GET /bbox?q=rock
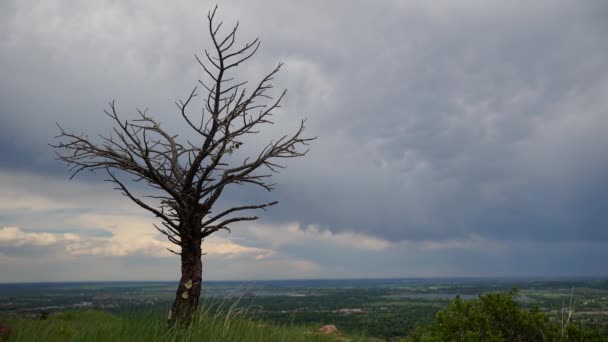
[319,324,339,334]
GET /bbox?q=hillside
[0,310,368,342]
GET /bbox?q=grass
[1,308,370,342]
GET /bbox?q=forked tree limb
[51,5,315,250]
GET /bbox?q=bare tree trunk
[168,239,203,325]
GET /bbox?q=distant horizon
[2,275,607,285]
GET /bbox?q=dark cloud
[1,0,608,278]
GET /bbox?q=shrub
[406,288,605,342]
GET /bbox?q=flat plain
[1,278,607,339]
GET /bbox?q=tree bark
[168,238,203,325]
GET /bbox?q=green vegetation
[1,309,363,342]
[3,291,606,342]
[2,279,607,340]
[405,289,605,341]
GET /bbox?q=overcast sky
[1,0,607,282]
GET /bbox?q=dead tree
[52,7,313,325]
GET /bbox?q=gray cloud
[1,0,608,279]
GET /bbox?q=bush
[406,289,605,342]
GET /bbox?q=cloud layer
[1,0,608,280]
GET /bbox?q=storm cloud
[1,0,607,281]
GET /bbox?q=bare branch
[52,7,314,262]
[105,169,179,229]
[201,201,277,228]
[202,216,258,237]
